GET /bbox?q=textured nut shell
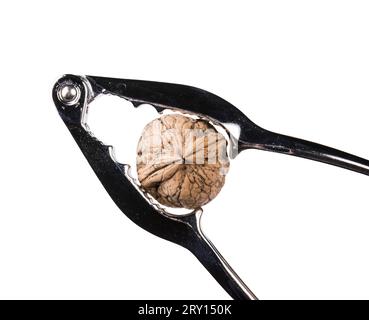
[136,114,229,209]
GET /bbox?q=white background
[0,1,369,300]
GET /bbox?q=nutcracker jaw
[52,74,257,300]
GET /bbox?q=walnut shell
[136,114,229,209]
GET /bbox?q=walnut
[136,114,230,209]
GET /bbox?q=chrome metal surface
[52,74,369,299]
[56,81,81,106]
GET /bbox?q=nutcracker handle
[183,211,258,300]
[238,128,369,176]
